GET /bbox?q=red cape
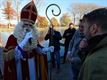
[4,35,48,80]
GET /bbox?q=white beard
[13,21,38,51]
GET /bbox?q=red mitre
[21,1,38,25]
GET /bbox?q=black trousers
[63,46,69,63]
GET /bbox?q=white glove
[15,47,23,60]
[49,46,54,52]
[19,31,33,49]
[42,48,49,53]
[42,46,54,53]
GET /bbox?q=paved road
[48,61,73,80]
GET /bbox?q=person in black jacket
[45,27,62,71]
[62,23,76,63]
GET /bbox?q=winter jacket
[78,35,107,80]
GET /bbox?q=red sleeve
[4,35,17,80]
[5,35,18,49]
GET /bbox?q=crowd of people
[0,1,107,80]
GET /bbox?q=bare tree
[28,0,45,12]
[0,0,4,25]
[13,0,21,22]
[2,1,16,28]
[70,3,103,24]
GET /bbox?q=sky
[0,0,107,24]
[39,0,107,16]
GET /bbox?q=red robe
[3,35,48,80]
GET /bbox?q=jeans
[71,63,81,80]
[51,50,60,69]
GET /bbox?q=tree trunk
[8,19,11,28]
[72,12,76,24]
